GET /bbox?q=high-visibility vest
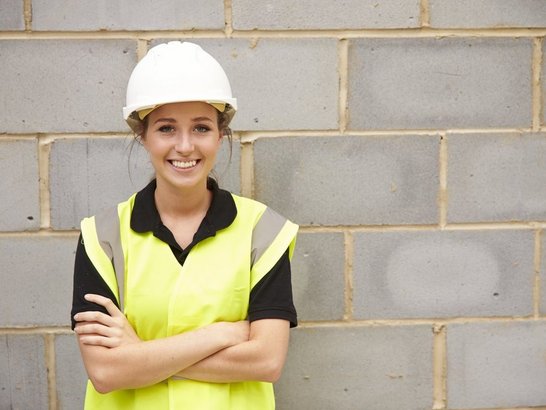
[79,192,298,410]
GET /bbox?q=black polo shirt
[71,179,297,330]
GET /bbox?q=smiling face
[142,101,222,193]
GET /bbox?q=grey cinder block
[348,38,532,130]
[448,321,546,408]
[32,0,224,31]
[430,0,546,28]
[0,236,76,326]
[253,135,439,226]
[275,326,433,410]
[0,40,136,133]
[353,230,534,319]
[0,335,48,410]
[540,230,546,315]
[291,232,345,321]
[0,138,40,231]
[49,138,153,229]
[55,334,88,410]
[448,132,546,222]
[232,0,420,30]
[0,0,24,30]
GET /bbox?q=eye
[194,125,211,133]
[158,125,175,133]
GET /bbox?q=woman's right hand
[74,294,141,349]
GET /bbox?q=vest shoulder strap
[234,195,299,288]
[93,204,126,309]
[251,206,290,267]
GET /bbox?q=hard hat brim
[124,100,237,133]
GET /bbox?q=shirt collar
[130,178,237,243]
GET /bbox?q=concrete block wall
[0,1,544,409]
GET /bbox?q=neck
[154,178,212,218]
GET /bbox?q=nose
[174,132,194,155]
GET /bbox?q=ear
[138,130,150,151]
[138,138,146,152]
[135,118,148,149]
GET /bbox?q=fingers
[77,332,118,348]
[75,322,116,348]
[74,304,141,349]
[84,294,123,317]
[75,320,127,348]
[75,321,113,336]
[74,310,116,327]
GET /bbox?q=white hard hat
[123,41,237,131]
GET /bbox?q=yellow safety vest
[80,192,298,410]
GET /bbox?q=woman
[71,41,298,409]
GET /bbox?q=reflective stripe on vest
[251,207,287,266]
[94,204,125,308]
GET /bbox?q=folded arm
[176,318,290,383]
[74,294,249,393]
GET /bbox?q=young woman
[71,41,298,409]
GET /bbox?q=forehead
[150,101,217,120]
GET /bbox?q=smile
[170,159,198,169]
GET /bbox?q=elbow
[92,381,113,395]
[261,359,285,383]
[88,368,118,394]
[264,372,281,384]
[268,365,284,383]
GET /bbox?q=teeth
[171,160,197,169]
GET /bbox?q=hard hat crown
[123,41,237,130]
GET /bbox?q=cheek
[143,135,167,153]
[142,141,156,157]
[214,134,223,149]
[208,138,222,157]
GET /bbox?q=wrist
[202,322,232,348]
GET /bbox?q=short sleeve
[71,234,119,330]
[248,249,297,327]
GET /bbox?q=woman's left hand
[74,294,140,348]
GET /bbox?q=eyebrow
[153,116,214,125]
[153,118,176,125]
[191,116,215,123]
